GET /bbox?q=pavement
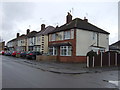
[11,56,119,74]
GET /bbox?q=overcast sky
[0,0,119,45]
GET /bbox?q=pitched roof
[7,31,38,43]
[110,40,120,46]
[109,40,120,51]
[7,38,17,43]
[17,34,27,40]
[27,31,38,38]
[49,18,110,34]
[36,26,55,36]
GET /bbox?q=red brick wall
[57,56,87,63]
[73,30,76,56]
[49,30,76,57]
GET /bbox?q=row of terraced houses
[6,13,110,62]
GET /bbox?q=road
[2,55,119,88]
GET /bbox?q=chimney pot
[84,17,88,22]
[27,29,30,34]
[41,24,45,30]
[66,12,72,23]
[17,33,20,38]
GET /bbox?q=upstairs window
[51,34,56,41]
[33,37,36,45]
[22,40,24,43]
[37,36,40,42]
[64,31,71,40]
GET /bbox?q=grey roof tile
[49,18,110,34]
[36,26,55,36]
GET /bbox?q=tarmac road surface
[2,55,119,88]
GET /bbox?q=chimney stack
[17,33,20,38]
[84,17,88,22]
[27,29,30,34]
[56,25,59,28]
[66,12,72,23]
[41,24,45,30]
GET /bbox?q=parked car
[4,51,12,56]
[0,51,5,55]
[20,51,27,58]
[12,51,17,57]
[26,51,42,60]
[16,51,21,58]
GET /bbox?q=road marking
[109,81,119,86]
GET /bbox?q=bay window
[60,46,72,56]
[49,47,57,55]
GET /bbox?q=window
[71,29,74,39]
[34,46,40,51]
[42,46,44,48]
[60,46,72,56]
[37,37,40,42]
[64,31,71,40]
[29,38,31,45]
[93,32,98,41]
[29,38,33,45]
[33,37,36,45]
[42,38,44,41]
[51,34,56,41]
[21,40,24,44]
[22,40,24,43]
[56,32,63,41]
[49,47,57,55]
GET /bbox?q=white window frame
[38,36,40,42]
[49,47,57,56]
[64,31,71,40]
[51,34,56,41]
[60,46,72,56]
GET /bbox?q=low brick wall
[36,55,57,61]
[58,56,87,63]
[36,55,86,63]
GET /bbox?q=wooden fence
[87,51,120,67]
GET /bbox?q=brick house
[48,13,110,63]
